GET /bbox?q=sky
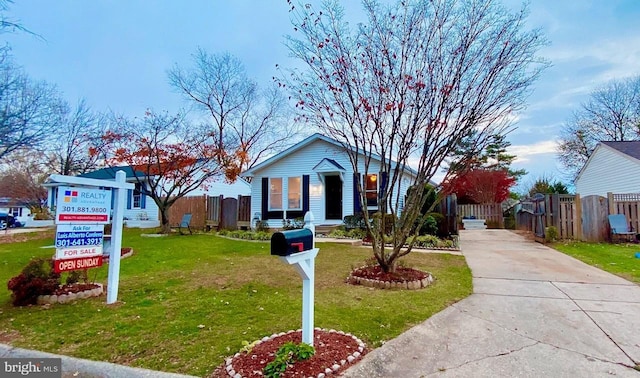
[4,0,640,192]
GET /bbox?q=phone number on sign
[55,238,103,248]
[60,206,108,213]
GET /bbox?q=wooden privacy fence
[608,192,640,234]
[169,195,251,231]
[516,194,580,241]
[516,192,640,242]
[457,203,504,228]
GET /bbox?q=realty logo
[64,190,78,203]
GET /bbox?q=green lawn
[552,241,640,284]
[0,229,472,377]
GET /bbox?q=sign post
[107,171,127,304]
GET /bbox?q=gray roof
[79,166,146,180]
[602,141,640,161]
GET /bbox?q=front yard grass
[0,229,472,377]
[552,241,640,284]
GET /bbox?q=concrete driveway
[343,229,640,377]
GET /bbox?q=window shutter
[110,189,115,209]
[379,172,388,199]
[302,175,310,213]
[353,173,361,214]
[261,177,268,220]
[141,190,146,209]
[126,189,132,209]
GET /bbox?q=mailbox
[271,228,313,256]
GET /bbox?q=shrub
[282,217,304,230]
[545,226,559,242]
[264,342,315,378]
[343,213,366,230]
[7,258,60,306]
[65,270,88,285]
[255,220,270,232]
[347,228,366,240]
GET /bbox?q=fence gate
[207,195,252,231]
[581,195,608,242]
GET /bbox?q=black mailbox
[271,228,313,256]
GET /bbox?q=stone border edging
[347,268,434,290]
[36,283,103,305]
[224,328,366,378]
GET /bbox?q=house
[0,197,32,225]
[46,166,251,228]
[575,141,640,197]
[242,133,420,228]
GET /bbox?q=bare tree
[558,76,640,180]
[0,152,48,210]
[283,0,548,272]
[0,50,64,159]
[168,49,296,173]
[45,98,106,175]
[97,110,236,234]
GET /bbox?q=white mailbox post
[272,212,318,346]
[44,171,134,304]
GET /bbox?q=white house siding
[249,138,412,227]
[576,145,640,197]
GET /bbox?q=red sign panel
[54,256,103,273]
[58,214,109,222]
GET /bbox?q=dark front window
[133,183,143,209]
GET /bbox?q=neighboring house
[242,133,420,227]
[575,141,640,196]
[0,197,32,225]
[77,167,158,226]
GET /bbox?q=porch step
[315,224,339,235]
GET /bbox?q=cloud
[507,140,557,163]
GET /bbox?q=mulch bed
[350,265,428,283]
[52,283,100,296]
[213,330,366,378]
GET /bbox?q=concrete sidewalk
[343,229,640,377]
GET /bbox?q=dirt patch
[0,230,54,244]
[0,330,21,343]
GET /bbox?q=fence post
[607,192,614,215]
[544,194,551,231]
[575,194,582,241]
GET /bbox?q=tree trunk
[160,207,171,234]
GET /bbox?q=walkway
[343,229,640,377]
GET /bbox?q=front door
[325,175,343,220]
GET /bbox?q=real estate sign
[54,256,103,273]
[54,213,106,273]
[55,186,111,224]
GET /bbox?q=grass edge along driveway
[0,230,472,377]
[552,240,640,284]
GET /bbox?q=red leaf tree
[96,110,240,234]
[442,169,516,204]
